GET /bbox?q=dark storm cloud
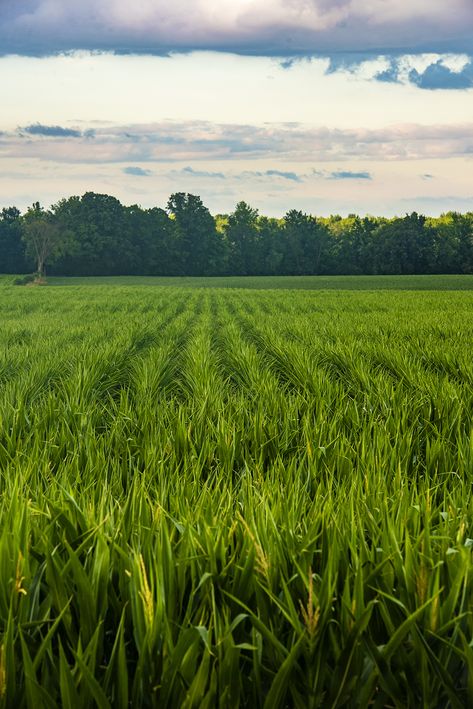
[0,1,472,57]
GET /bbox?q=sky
[1,1,473,217]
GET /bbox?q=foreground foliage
[0,284,472,707]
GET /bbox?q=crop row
[0,285,472,707]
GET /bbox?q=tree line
[1,191,472,277]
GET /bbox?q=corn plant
[0,282,472,707]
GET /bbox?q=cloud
[257,170,302,182]
[400,195,473,211]
[367,54,473,90]
[21,123,83,137]
[181,166,225,178]
[123,166,152,176]
[1,2,472,57]
[409,60,473,89]
[279,58,299,70]
[265,169,302,182]
[242,168,367,182]
[325,53,377,75]
[2,120,473,165]
[373,61,399,83]
[170,167,303,182]
[329,171,372,180]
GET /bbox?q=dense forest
[1,191,472,276]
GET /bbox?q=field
[0,278,472,707]
[30,273,473,289]
[3,274,473,290]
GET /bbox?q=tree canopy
[21,203,73,278]
[1,191,472,277]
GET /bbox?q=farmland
[0,279,472,707]
[40,273,473,290]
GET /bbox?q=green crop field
[0,281,472,707]
[42,273,473,290]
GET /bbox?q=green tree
[325,215,379,274]
[257,216,284,275]
[225,201,259,275]
[128,206,179,275]
[283,210,329,275]
[442,212,473,273]
[21,203,72,278]
[0,207,29,273]
[374,213,434,274]
[52,193,130,276]
[167,193,222,275]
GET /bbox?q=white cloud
[1,154,471,218]
[3,120,473,164]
